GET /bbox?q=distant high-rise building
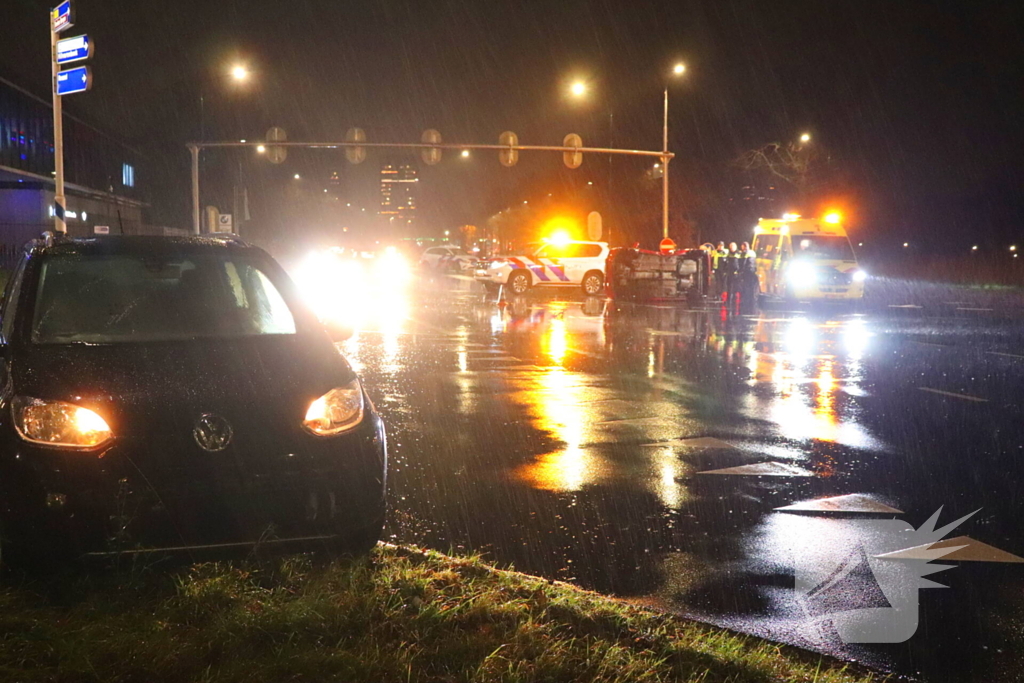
[379,160,418,231]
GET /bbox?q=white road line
[987,351,1024,360]
[919,387,989,403]
[956,307,994,312]
[889,304,923,309]
[910,340,950,348]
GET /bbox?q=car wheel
[328,504,385,558]
[581,271,604,296]
[508,271,531,295]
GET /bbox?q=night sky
[2,0,1022,248]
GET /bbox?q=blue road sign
[55,66,91,96]
[56,34,92,64]
[51,1,74,33]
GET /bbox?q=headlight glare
[303,379,364,436]
[852,269,867,282]
[490,260,505,270]
[12,396,113,449]
[787,261,818,285]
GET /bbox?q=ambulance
[751,214,866,302]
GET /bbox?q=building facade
[379,160,418,235]
[1,76,151,268]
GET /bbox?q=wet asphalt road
[334,273,1024,682]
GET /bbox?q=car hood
[9,335,356,438]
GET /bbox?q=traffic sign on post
[563,133,583,169]
[659,238,677,254]
[499,131,519,167]
[56,34,92,64]
[345,127,366,164]
[51,1,74,32]
[587,211,603,241]
[421,129,442,166]
[55,66,91,95]
[265,127,287,164]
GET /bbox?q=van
[751,216,866,302]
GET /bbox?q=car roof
[538,241,607,247]
[755,219,848,237]
[28,234,258,258]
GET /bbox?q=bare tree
[735,138,818,191]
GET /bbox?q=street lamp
[570,81,587,97]
[661,62,687,239]
[461,149,470,158]
[293,173,301,180]
[800,132,811,143]
[231,65,250,82]
[256,144,266,154]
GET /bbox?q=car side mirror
[324,319,354,342]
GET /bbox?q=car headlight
[787,261,818,285]
[852,269,867,282]
[490,260,505,270]
[12,396,113,449]
[303,379,364,436]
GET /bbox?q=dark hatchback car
[0,235,386,566]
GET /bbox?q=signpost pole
[190,144,201,234]
[662,87,670,240]
[50,18,66,234]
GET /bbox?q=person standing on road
[738,241,758,304]
[713,241,729,299]
[724,242,740,303]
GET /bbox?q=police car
[480,240,609,295]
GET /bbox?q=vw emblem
[192,413,233,452]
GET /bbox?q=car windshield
[32,253,298,344]
[792,235,855,261]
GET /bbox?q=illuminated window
[122,163,135,187]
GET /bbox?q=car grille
[822,268,853,286]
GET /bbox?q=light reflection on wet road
[329,273,1024,682]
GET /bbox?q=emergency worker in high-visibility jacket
[724,242,741,301]
[712,241,730,298]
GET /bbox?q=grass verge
[0,544,882,682]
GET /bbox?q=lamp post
[662,62,686,240]
[199,62,252,141]
[193,63,254,234]
[571,65,685,241]
[568,79,615,242]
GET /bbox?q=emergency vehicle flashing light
[548,230,572,247]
